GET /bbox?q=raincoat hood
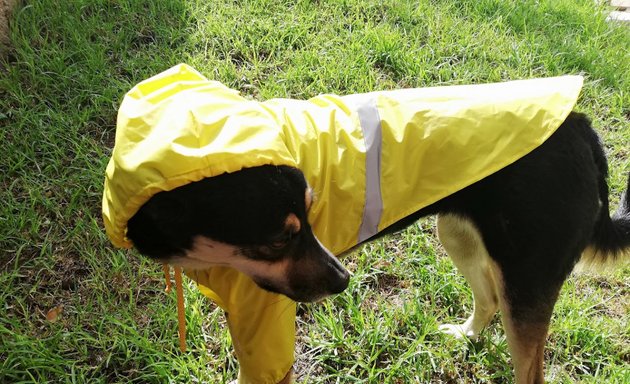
[103,64,583,255]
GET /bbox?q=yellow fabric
[102,64,583,383]
[365,81,583,231]
[103,63,583,255]
[184,268,295,384]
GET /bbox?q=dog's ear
[142,193,190,230]
[127,193,193,259]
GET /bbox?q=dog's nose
[326,255,350,294]
[329,268,350,294]
[314,235,351,295]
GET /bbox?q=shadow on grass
[0,1,209,383]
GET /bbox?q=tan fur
[284,213,301,233]
[500,315,548,384]
[437,213,549,384]
[277,368,294,384]
[574,245,630,274]
[181,235,298,296]
[437,214,501,339]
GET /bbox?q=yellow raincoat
[102,64,582,383]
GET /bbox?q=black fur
[127,165,309,260]
[125,110,629,383]
[128,113,630,299]
[369,112,629,320]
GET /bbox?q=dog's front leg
[185,267,297,384]
[230,367,293,384]
[276,368,293,384]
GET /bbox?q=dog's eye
[270,232,294,250]
[270,237,289,250]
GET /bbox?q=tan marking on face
[170,236,294,293]
[285,213,300,233]
[169,236,239,270]
[240,257,292,290]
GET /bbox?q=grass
[1,0,628,382]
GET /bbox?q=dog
[103,65,630,384]
[124,110,629,383]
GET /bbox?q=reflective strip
[347,95,384,243]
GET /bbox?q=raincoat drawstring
[163,263,186,352]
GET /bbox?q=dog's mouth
[255,271,350,303]
[252,250,350,303]
[278,255,351,303]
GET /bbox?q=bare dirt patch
[1,0,18,52]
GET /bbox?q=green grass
[1,0,628,382]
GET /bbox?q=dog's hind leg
[493,263,567,384]
[436,213,500,340]
[438,211,564,383]
[479,218,575,384]
[499,303,551,384]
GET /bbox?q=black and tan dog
[101,64,630,384]
[125,109,630,383]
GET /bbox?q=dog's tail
[577,118,630,270]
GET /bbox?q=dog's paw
[438,323,479,340]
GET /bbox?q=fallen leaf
[46,305,64,323]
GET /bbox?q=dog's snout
[329,267,350,294]
[326,255,350,294]
[278,235,352,302]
